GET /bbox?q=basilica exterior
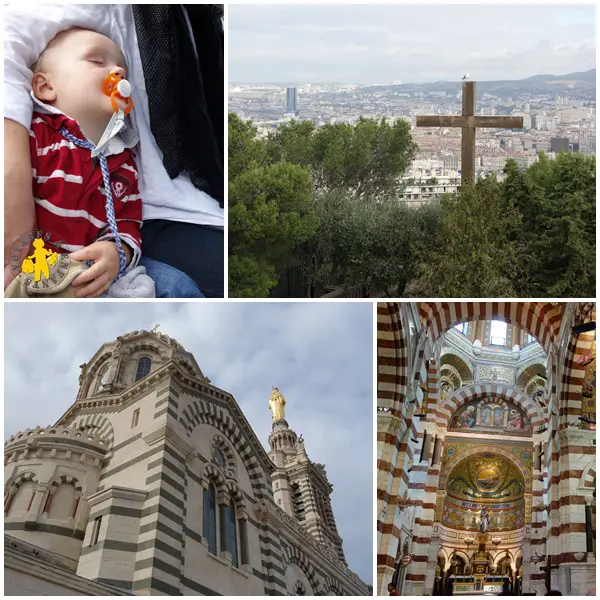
[377,302,596,596]
[4,329,370,596]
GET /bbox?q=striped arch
[439,445,532,493]
[201,463,225,489]
[437,384,544,429]
[418,302,563,355]
[283,544,323,595]
[377,302,408,416]
[224,480,246,513]
[48,474,82,492]
[579,460,596,492]
[125,342,168,360]
[7,471,38,490]
[211,433,237,479]
[69,413,115,449]
[559,303,595,427]
[324,573,343,595]
[179,399,271,501]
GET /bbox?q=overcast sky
[228,3,596,84]
[4,302,373,585]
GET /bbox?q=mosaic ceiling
[441,452,526,532]
[446,452,525,502]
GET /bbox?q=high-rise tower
[285,87,298,115]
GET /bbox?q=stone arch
[211,433,237,479]
[125,343,167,360]
[440,445,531,494]
[224,480,247,514]
[5,471,38,516]
[560,303,595,427]
[377,302,408,416]
[82,353,112,399]
[579,460,596,492]
[7,471,38,489]
[70,413,115,449]
[43,475,82,520]
[324,574,343,596]
[180,399,271,501]
[283,544,323,595]
[448,549,470,573]
[438,384,543,429]
[440,352,474,386]
[419,302,562,355]
[47,474,82,492]
[516,362,547,392]
[201,463,226,490]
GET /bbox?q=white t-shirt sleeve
[4,4,113,130]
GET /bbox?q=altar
[446,531,512,595]
[450,575,508,596]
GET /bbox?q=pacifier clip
[57,73,136,279]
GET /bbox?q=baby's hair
[31,27,87,73]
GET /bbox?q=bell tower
[267,388,346,565]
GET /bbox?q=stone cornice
[87,486,148,508]
[4,425,108,467]
[261,502,369,593]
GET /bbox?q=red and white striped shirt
[30,111,142,263]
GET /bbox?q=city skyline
[4,302,373,584]
[229,4,596,84]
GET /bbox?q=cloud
[4,301,374,584]
[228,4,596,83]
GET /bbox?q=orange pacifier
[101,73,134,116]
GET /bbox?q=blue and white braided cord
[59,127,127,278]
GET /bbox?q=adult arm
[4,119,35,262]
[4,3,114,266]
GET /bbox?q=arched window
[224,499,239,568]
[135,357,152,382]
[94,364,109,394]
[490,321,508,346]
[214,447,226,470]
[203,483,217,555]
[454,322,468,335]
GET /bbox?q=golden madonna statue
[268,386,286,422]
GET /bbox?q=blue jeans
[141,221,224,298]
[140,257,204,298]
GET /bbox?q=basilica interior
[377,302,596,596]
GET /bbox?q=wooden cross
[416,81,523,185]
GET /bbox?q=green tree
[269,117,418,198]
[228,161,317,297]
[415,182,516,297]
[521,151,596,296]
[228,113,268,180]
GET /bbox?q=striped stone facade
[377,302,596,596]
[5,330,369,596]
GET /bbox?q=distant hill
[361,69,596,97]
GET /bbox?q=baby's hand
[70,241,120,298]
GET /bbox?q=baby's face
[35,29,127,123]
